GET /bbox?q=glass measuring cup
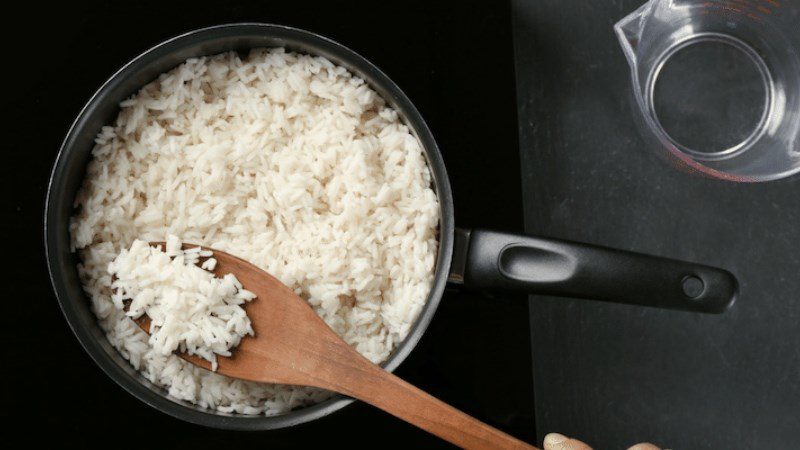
[615,0,800,182]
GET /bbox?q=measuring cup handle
[450,228,737,313]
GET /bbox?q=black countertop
[7,1,531,447]
[513,0,800,448]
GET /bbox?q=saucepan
[45,23,738,430]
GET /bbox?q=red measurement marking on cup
[701,0,781,23]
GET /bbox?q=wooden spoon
[132,243,537,449]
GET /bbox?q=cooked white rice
[70,48,439,415]
[109,237,256,371]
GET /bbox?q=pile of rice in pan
[70,48,439,415]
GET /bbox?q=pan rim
[45,22,455,430]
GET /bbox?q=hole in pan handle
[448,228,738,314]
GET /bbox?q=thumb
[628,444,661,450]
[543,433,593,450]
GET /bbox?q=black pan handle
[449,229,737,313]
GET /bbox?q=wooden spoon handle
[329,363,538,449]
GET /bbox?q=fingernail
[544,433,568,445]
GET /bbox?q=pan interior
[46,23,454,430]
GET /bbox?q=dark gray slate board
[512,0,800,448]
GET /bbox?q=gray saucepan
[45,23,738,430]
